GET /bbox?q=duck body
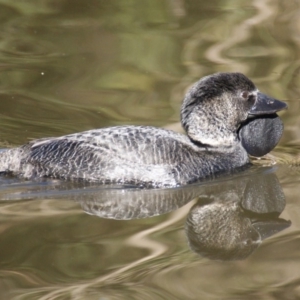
[0,125,249,187]
[0,73,287,188]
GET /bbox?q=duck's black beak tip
[252,219,291,240]
[249,92,288,116]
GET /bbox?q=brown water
[1,0,300,299]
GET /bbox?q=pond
[0,0,300,299]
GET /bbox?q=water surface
[1,0,300,299]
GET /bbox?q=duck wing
[18,126,191,186]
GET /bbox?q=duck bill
[249,92,287,116]
[252,219,291,240]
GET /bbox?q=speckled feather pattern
[0,126,249,187]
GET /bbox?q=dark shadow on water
[0,166,291,261]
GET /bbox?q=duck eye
[241,91,249,99]
[241,91,255,103]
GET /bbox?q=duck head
[181,72,287,155]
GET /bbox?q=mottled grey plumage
[0,73,287,187]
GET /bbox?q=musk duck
[0,72,287,187]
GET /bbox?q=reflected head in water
[185,169,291,261]
[0,73,287,188]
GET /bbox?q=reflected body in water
[0,165,290,261]
[73,168,290,261]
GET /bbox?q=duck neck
[181,107,240,149]
[186,120,238,149]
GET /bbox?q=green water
[1,0,300,299]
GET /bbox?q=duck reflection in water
[186,170,290,260]
[76,168,290,261]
